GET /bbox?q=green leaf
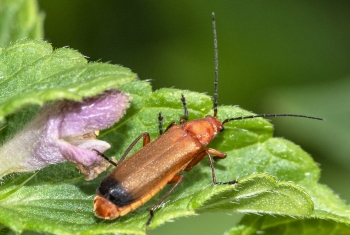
[225,215,350,235]
[0,0,44,47]
[308,184,350,223]
[0,38,137,122]
[1,81,349,234]
[196,174,313,216]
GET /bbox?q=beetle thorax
[183,116,222,146]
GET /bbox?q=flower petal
[0,89,130,179]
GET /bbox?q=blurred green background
[36,1,350,234]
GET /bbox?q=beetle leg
[206,150,237,185]
[146,175,184,230]
[206,148,227,159]
[163,94,189,133]
[158,112,164,135]
[118,132,151,164]
[183,151,207,171]
[92,149,117,166]
[93,132,150,166]
[184,148,226,171]
[164,122,178,133]
[180,94,189,122]
[167,174,183,184]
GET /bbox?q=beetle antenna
[212,12,219,118]
[222,113,324,125]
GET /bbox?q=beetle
[93,12,323,228]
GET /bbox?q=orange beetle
[93,13,323,228]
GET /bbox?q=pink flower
[0,90,130,180]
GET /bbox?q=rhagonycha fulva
[93,12,323,229]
